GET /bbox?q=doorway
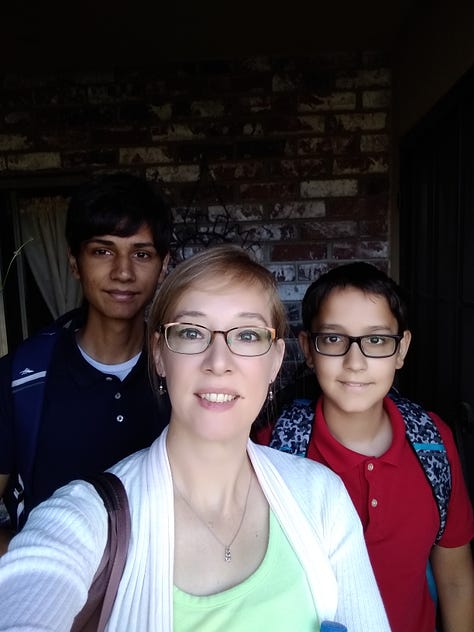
[399,66,474,499]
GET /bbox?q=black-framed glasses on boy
[160,322,276,357]
[310,333,403,358]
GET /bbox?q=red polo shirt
[307,396,474,632]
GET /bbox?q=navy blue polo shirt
[0,327,170,518]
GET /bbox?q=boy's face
[299,286,411,420]
[69,223,169,324]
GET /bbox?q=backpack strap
[10,309,82,526]
[389,391,451,544]
[71,472,131,632]
[269,398,314,456]
[270,391,451,544]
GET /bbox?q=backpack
[8,309,82,527]
[269,391,452,544]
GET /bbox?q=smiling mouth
[199,393,238,403]
[108,290,137,295]
[341,381,369,387]
[107,290,139,300]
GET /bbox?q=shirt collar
[59,328,147,387]
[311,395,407,472]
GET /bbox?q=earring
[158,375,167,396]
[267,382,274,402]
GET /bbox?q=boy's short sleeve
[431,412,474,546]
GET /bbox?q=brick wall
[0,52,391,345]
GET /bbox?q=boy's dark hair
[65,173,172,258]
[302,262,409,333]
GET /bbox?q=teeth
[200,393,236,403]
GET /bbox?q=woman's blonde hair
[148,244,287,389]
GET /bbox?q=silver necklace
[175,470,252,562]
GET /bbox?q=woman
[0,245,390,631]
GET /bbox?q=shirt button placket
[366,461,379,521]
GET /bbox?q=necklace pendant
[224,546,231,562]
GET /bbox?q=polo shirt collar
[61,328,147,388]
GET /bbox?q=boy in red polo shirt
[257,262,473,632]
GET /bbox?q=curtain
[19,196,82,319]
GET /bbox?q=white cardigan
[0,429,390,631]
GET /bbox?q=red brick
[359,217,388,238]
[326,195,388,218]
[270,243,327,261]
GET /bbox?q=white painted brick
[152,123,205,141]
[298,92,356,112]
[298,115,325,133]
[267,264,297,282]
[335,69,391,89]
[208,204,264,221]
[242,57,272,72]
[243,222,297,242]
[171,206,202,224]
[333,156,389,175]
[151,164,200,183]
[335,113,387,132]
[272,74,299,92]
[301,179,358,198]
[360,134,389,152]
[246,244,264,263]
[278,283,309,302]
[150,103,173,121]
[239,96,271,112]
[7,152,61,171]
[87,86,111,104]
[272,201,326,219]
[362,90,391,109]
[359,241,389,258]
[191,100,226,117]
[298,262,329,282]
[367,157,389,173]
[119,146,172,165]
[243,122,264,136]
[306,220,357,238]
[0,134,31,151]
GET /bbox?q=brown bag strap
[71,472,131,632]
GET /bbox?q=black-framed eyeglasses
[160,322,276,357]
[310,332,403,358]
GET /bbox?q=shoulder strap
[270,391,452,544]
[71,472,131,632]
[269,398,314,456]
[389,391,451,543]
[10,309,82,525]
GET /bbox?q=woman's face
[153,278,285,444]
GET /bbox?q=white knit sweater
[0,429,390,631]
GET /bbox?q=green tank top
[173,510,319,631]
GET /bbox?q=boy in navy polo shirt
[257,262,474,632]
[0,173,172,552]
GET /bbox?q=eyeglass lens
[314,333,399,357]
[164,323,274,356]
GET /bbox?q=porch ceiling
[1,1,418,70]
